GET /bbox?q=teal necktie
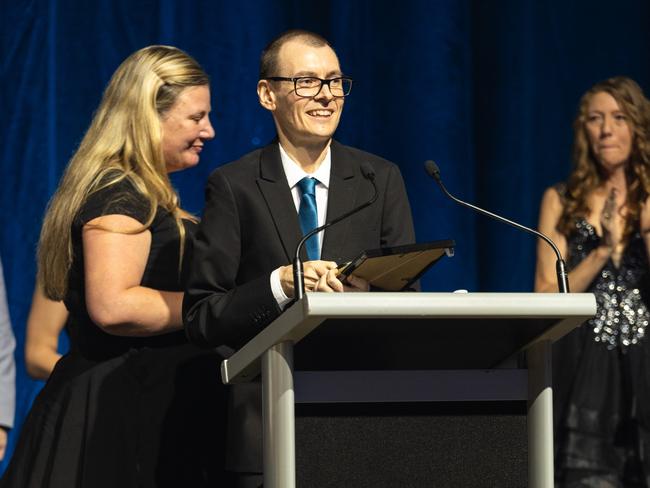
[297,177,319,260]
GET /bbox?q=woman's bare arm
[83,214,183,336]
[534,187,611,293]
[25,285,68,379]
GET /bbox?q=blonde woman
[0,46,225,487]
[535,77,650,487]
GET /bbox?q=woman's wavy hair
[38,45,209,300]
[558,76,650,241]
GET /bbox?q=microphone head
[424,160,441,181]
[360,161,376,181]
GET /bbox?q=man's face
[262,40,344,147]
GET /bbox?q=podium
[221,292,596,488]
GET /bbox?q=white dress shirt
[270,143,332,308]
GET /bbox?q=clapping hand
[601,188,622,257]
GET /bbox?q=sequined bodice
[567,218,650,349]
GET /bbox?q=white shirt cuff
[270,268,293,310]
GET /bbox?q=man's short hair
[259,29,333,79]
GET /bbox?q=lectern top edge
[221,292,597,384]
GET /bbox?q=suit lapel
[321,141,358,262]
[256,144,304,262]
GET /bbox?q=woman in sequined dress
[535,76,650,487]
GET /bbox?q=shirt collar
[278,143,331,189]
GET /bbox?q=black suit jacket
[183,140,415,472]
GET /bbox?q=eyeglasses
[264,76,353,98]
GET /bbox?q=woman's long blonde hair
[558,76,650,240]
[38,45,209,300]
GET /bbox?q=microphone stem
[556,259,569,294]
[293,176,379,301]
[293,256,305,301]
[437,179,570,293]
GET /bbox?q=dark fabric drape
[2,0,650,471]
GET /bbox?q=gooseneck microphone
[424,160,569,293]
[293,162,379,302]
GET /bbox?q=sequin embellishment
[567,219,650,350]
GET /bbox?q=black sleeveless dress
[0,176,227,488]
[554,211,650,487]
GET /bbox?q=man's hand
[0,427,8,461]
[279,260,338,297]
[314,269,370,293]
[344,274,370,292]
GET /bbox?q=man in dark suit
[183,29,415,487]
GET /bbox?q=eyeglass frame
[263,76,353,98]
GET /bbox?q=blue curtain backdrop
[2,0,650,470]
